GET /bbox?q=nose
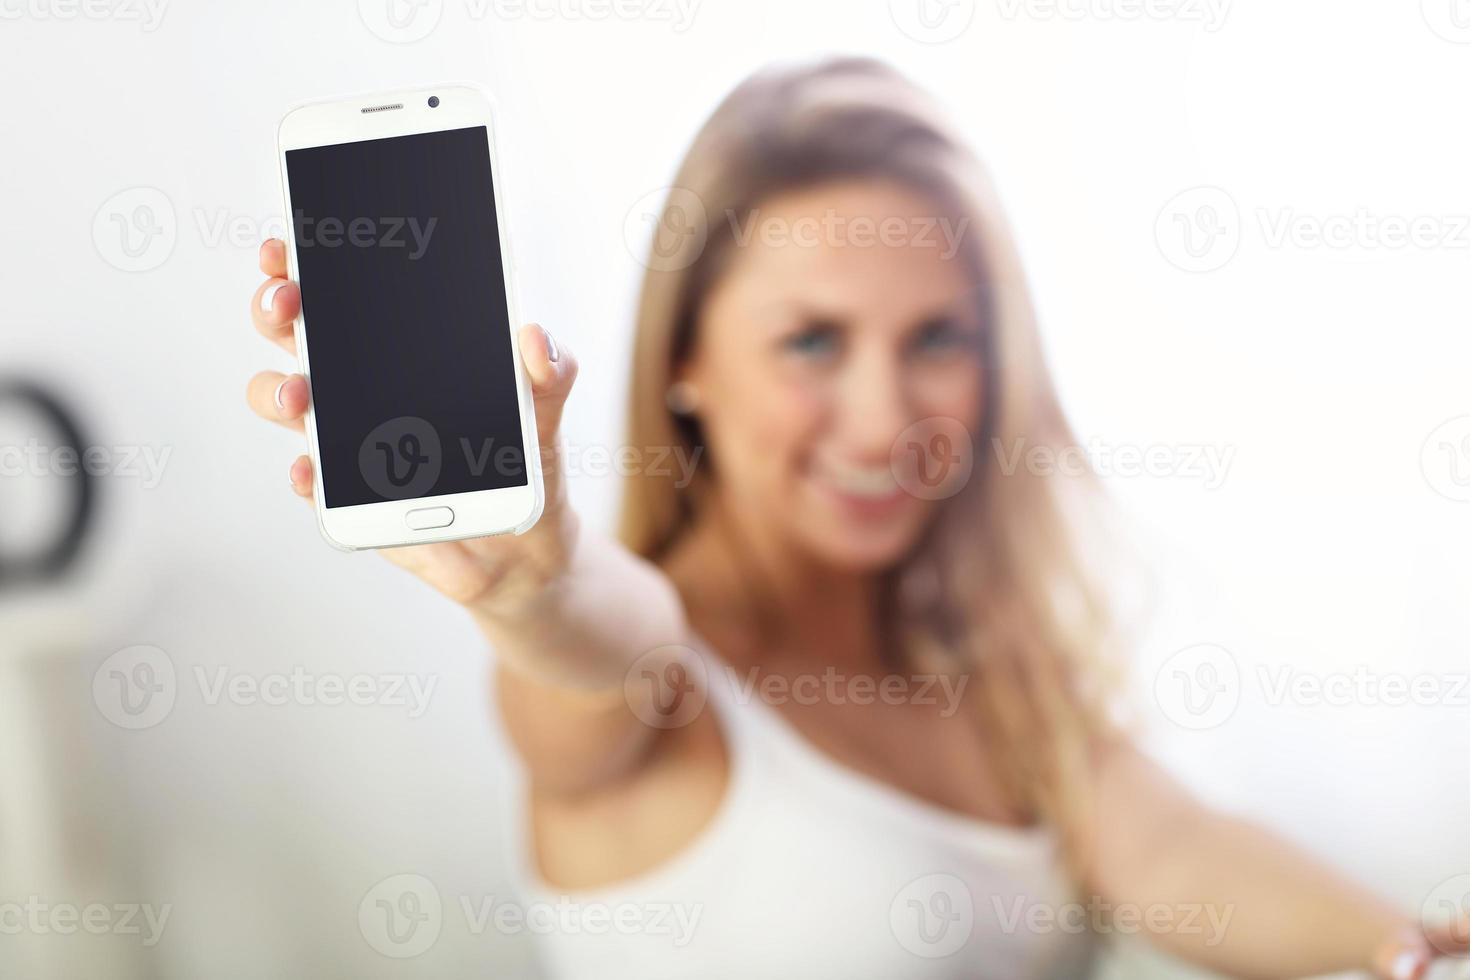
[834,344,911,459]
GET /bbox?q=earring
[666,381,701,415]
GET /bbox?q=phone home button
[405,506,455,530]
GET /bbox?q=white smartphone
[276,84,542,551]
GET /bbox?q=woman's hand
[245,238,580,625]
[1373,918,1470,979]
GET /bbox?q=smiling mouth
[812,456,903,501]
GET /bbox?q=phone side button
[405,506,455,530]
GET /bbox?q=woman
[246,59,1465,978]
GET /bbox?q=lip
[809,468,913,522]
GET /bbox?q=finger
[246,370,309,431]
[288,454,314,498]
[519,322,577,444]
[259,238,287,279]
[252,277,301,355]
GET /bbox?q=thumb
[519,322,577,445]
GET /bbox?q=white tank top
[505,654,1096,979]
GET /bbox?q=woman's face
[683,179,985,572]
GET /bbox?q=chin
[794,515,927,573]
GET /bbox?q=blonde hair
[619,57,1120,871]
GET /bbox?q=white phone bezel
[276,83,543,552]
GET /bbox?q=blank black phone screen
[285,125,526,509]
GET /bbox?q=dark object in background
[0,379,95,586]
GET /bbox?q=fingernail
[542,326,560,363]
[261,282,286,313]
[1388,949,1426,980]
[273,378,290,412]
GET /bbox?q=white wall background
[2,1,1469,977]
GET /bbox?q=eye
[910,316,977,358]
[781,319,842,360]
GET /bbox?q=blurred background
[2,1,1469,977]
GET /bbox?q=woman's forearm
[1087,745,1416,979]
[1135,809,1410,979]
[475,519,695,796]
[473,515,687,690]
